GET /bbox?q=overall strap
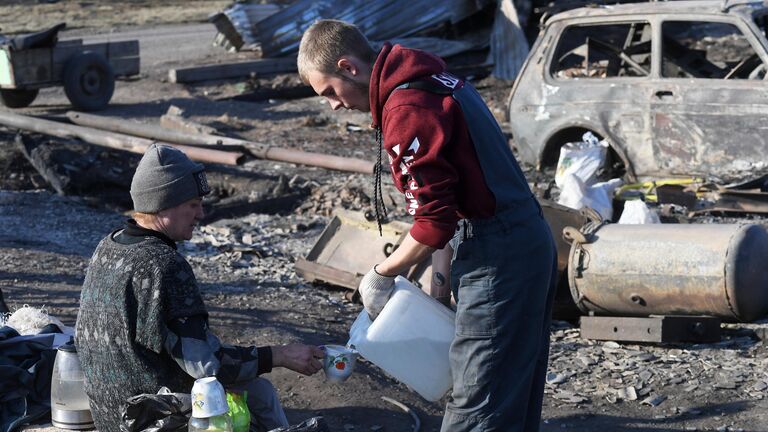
[397,75,538,218]
[395,80,455,95]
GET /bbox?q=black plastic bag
[0,287,9,314]
[267,417,329,432]
[120,390,190,432]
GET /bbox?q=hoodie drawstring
[373,127,388,236]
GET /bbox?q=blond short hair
[132,211,157,226]
[297,19,377,83]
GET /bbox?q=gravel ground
[3,3,768,431]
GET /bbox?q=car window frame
[508,27,550,103]
[657,14,768,82]
[545,16,657,84]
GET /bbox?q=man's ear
[337,57,359,77]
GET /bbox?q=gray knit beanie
[130,144,211,213]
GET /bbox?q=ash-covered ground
[2,3,768,431]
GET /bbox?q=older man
[76,144,324,432]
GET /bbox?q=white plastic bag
[618,200,661,224]
[555,132,609,188]
[558,174,622,221]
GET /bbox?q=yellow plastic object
[226,391,250,432]
[616,178,704,202]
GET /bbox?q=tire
[63,51,115,111]
[0,88,39,108]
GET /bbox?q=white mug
[322,345,358,383]
[191,377,228,418]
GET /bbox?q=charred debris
[0,0,767,343]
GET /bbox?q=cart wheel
[63,52,115,111]
[0,88,39,108]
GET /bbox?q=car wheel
[63,52,115,111]
[543,128,600,167]
[0,88,39,108]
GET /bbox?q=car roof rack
[721,0,767,12]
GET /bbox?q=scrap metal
[508,1,768,184]
[66,111,375,174]
[253,0,486,58]
[488,0,530,80]
[296,201,591,319]
[580,315,722,343]
[210,3,282,51]
[567,223,768,322]
[294,209,421,290]
[694,188,768,215]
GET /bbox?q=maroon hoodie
[369,43,496,249]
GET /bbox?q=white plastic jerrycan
[348,276,455,401]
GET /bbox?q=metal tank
[567,223,768,322]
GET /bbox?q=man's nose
[330,100,342,110]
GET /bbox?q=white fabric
[619,200,661,224]
[558,174,623,221]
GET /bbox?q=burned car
[508,0,768,183]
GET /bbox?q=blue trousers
[229,378,288,432]
[441,209,557,432]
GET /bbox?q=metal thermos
[50,341,94,430]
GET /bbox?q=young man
[298,20,558,431]
[76,144,324,432]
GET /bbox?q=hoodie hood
[369,42,447,129]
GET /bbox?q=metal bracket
[580,315,721,343]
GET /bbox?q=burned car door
[530,19,655,173]
[653,18,768,182]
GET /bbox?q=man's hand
[359,265,396,319]
[272,344,324,376]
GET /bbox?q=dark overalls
[398,77,557,431]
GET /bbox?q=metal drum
[567,223,768,322]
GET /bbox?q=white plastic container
[348,276,455,401]
[191,377,229,418]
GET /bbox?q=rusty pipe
[66,111,376,174]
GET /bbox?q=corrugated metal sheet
[488,0,529,80]
[225,3,282,46]
[254,0,482,58]
[211,3,281,51]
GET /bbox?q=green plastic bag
[226,391,250,432]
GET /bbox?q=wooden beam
[168,57,297,83]
[0,110,243,165]
[230,84,315,102]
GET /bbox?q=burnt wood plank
[169,57,297,83]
